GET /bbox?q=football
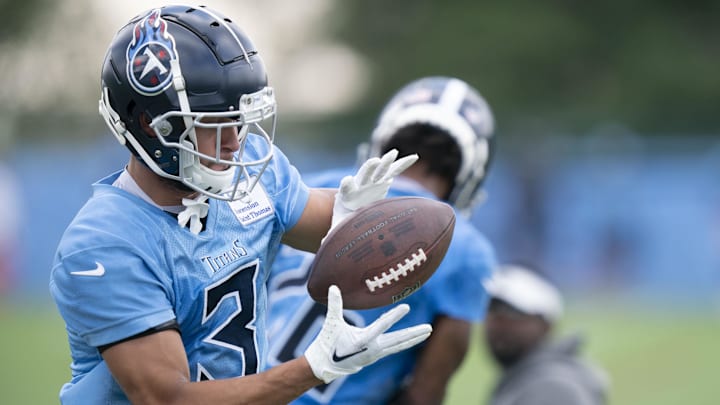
[307,196,455,309]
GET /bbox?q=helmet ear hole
[139,113,156,137]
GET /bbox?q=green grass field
[2,302,718,404]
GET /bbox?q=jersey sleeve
[50,243,176,348]
[255,143,310,231]
[423,218,498,322]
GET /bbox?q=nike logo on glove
[332,347,368,362]
[70,262,106,277]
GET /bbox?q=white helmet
[364,76,495,212]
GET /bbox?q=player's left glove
[329,149,418,232]
[304,285,432,383]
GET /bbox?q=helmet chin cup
[179,139,236,196]
[194,164,235,195]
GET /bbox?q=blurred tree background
[1,0,718,147]
[0,0,53,40]
[310,0,720,146]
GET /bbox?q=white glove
[304,285,432,383]
[331,149,418,230]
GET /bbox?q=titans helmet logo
[126,9,178,96]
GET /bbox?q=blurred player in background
[49,5,432,404]
[266,76,498,404]
[482,264,609,405]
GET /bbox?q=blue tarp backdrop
[6,134,720,310]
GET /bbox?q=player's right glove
[304,285,432,383]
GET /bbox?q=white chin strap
[177,194,209,234]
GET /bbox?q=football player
[49,5,431,404]
[266,76,498,404]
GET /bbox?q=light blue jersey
[50,140,309,404]
[266,167,497,404]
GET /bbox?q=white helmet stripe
[438,78,468,112]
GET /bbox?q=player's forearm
[104,331,322,405]
[164,357,322,405]
[394,316,471,404]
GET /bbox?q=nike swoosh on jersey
[332,347,368,362]
[70,262,106,277]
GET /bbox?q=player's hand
[330,149,418,231]
[304,285,432,383]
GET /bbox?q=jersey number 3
[202,260,260,377]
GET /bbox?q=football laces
[365,248,427,292]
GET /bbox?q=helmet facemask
[149,86,277,201]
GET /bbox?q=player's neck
[401,164,450,200]
[126,156,198,206]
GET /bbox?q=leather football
[307,196,455,309]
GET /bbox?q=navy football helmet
[99,5,276,200]
[364,76,495,212]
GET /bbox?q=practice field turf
[2,302,718,405]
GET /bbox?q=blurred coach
[482,264,609,405]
